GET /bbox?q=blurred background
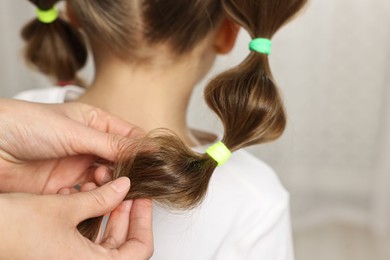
[1,1,390,259]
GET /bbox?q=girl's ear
[66,2,80,28]
[213,19,240,54]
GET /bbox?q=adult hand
[0,98,143,194]
[0,177,154,260]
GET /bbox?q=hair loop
[36,7,59,24]
[249,38,272,55]
[206,142,232,166]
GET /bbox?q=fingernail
[110,177,130,193]
[101,171,112,184]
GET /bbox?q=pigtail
[22,0,87,86]
[205,0,307,152]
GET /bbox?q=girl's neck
[77,55,211,147]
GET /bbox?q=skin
[0,99,144,194]
[77,18,240,147]
[0,99,153,259]
[0,177,154,260]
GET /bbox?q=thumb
[68,177,131,224]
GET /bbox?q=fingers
[101,200,133,249]
[74,124,139,161]
[94,166,113,186]
[54,102,145,161]
[67,177,131,224]
[127,199,153,246]
[80,182,98,192]
[77,103,145,150]
[56,102,144,139]
[84,107,145,139]
[57,166,110,196]
[117,199,154,259]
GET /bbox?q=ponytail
[79,130,218,241]
[206,0,307,152]
[22,0,87,86]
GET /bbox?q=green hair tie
[249,38,272,55]
[206,141,232,166]
[36,7,59,24]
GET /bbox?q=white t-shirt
[15,86,294,260]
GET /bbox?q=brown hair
[23,0,307,241]
[22,0,88,86]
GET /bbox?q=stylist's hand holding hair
[0,99,153,259]
[0,177,154,259]
[0,98,143,194]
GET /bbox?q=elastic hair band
[36,7,59,24]
[249,38,272,55]
[206,141,232,166]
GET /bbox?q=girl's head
[23,0,307,240]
